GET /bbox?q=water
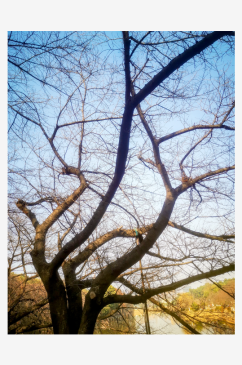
[135,314,186,334]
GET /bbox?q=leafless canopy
[8,31,235,334]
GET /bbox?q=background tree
[147,278,235,335]
[8,31,235,334]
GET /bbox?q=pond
[135,314,187,334]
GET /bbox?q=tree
[8,273,135,334]
[8,31,235,334]
[8,273,52,334]
[153,278,235,334]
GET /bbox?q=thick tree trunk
[62,264,83,334]
[78,296,102,334]
[66,282,83,334]
[44,272,70,334]
[31,241,71,334]
[78,312,99,334]
[67,290,83,334]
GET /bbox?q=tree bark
[78,295,102,334]
[44,272,69,334]
[63,267,83,334]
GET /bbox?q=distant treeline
[174,278,234,311]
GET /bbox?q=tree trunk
[78,296,102,334]
[44,272,70,334]
[66,284,83,334]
